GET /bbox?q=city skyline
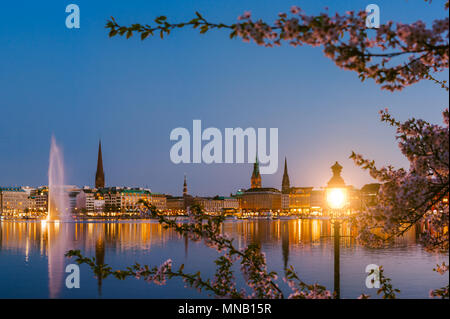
[1,0,448,196]
[0,144,375,218]
[2,137,373,198]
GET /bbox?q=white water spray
[48,136,70,221]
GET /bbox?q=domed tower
[251,157,262,189]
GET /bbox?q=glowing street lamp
[327,188,347,209]
[326,161,348,299]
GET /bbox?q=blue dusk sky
[0,0,448,196]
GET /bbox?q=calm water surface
[0,219,447,299]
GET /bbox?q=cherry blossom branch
[141,204,284,298]
[351,108,449,252]
[105,5,449,91]
[65,250,230,296]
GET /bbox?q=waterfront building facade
[29,187,49,213]
[0,187,30,216]
[166,176,195,214]
[76,187,96,213]
[166,196,186,214]
[119,188,152,212]
[241,188,282,213]
[151,193,167,211]
[310,190,326,215]
[76,187,155,215]
[289,187,313,215]
[221,196,239,211]
[99,187,121,213]
[193,197,224,214]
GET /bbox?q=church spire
[251,157,262,188]
[282,157,290,194]
[183,174,188,196]
[95,140,105,188]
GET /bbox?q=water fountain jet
[48,136,70,221]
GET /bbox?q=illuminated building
[192,196,239,214]
[166,176,193,214]
[99,187,121,213]
[281,193,290,211]
[76,187,153,215]
[29,187,48,213]
[289,187,313,214]
[150,193,167,211]
[166,196,185,214]
[240,159,282,213]
[76,187,96,213]
[119,188,152,212]
[241,188,282,213]
[0,187,30,216]
[310,190,325,215]
[193,197,224,214]
[221,196,239,211]
[281,159,314,214]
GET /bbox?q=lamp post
[333,219,340,298]
[326,187,347,299]
[326,161,348,299]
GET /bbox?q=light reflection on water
[0,219,447,299]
